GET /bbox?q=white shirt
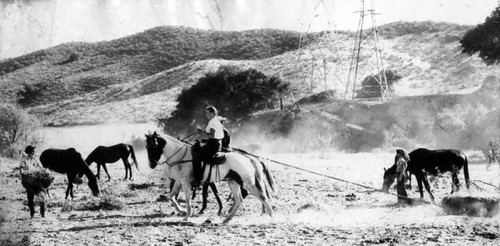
[206,117,224,139]
[396,157,408,181]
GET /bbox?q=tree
[158,65,289,135]
[0,103,41,156]
[356,69,402,98]
[460,6,500,65]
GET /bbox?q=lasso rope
[231,147,426,204]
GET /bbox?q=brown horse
[383,148,470,203]
[85,143,139,181]
[40,148,99,199]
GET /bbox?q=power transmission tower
[296,0,347,96]
[344,0,388,101]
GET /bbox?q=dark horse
[85,143,139,181]
[382,148,470,203]
[40,148,100,199]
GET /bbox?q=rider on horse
[191,106,226,188]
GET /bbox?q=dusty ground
[1,150,500,246]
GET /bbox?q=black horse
[40,148,100,199]
[85,143,139,181]
[382,148,470,203]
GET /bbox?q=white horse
[145,132,275,223]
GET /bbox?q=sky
[0,0,498,59]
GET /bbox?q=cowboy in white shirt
[192,106,224,187]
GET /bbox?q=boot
[191,159,203,188]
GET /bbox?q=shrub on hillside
[0,103,41,157]
[434,103,495,149]
[158,65,290,135]
[16,82,49,107]
[356,69,401,98]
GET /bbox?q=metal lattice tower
[344,0,388,101]
[296,0,347,95]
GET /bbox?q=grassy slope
[1,22,499,151]
[0,26,300,106]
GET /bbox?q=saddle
[206,152,226,165]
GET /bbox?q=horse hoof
[222,218,231,224]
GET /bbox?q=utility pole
[345,0,388,101]
[296,0,347,95]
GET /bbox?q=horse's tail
[129,145,139,170]
[242,154,271,200]
[463,154,470,189]
[259,159,275,194]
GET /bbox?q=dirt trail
[1,152,500,245]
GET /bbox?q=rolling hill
[0,21,499,151]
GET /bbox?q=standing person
[18,145,53,218]
[395,150,410,204]
[191,106,224,188]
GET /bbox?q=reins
[159,132,197,167]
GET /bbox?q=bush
[356,69,402,98]
[0,104,41,157]
[16,82,49,107]
[158,65,290,134]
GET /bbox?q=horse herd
[34,131,470,223]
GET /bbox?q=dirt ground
[1,151,500,245]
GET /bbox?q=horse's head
[72,148,99,196]
[145,131,166,169]
[88,176,100,196]
[382,149,411,192]
[382,166,396,192]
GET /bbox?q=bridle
[150,133,196,168]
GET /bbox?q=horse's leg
[169,179,179,200]
[167,181,185,215]
[245,185,273,217]
[210,183,223,216]
[66,173,75,199]
[451,171,460,193]
[421,175,435,203]
[96,164,101,180]
[101,163,111,182]
[122,158,131,180]
[180,179,193,221]
[224,180,243,224]
[27,190,35,218]
[198,183,209,215]
[416,174,424,199]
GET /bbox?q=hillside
[1,22,499,129]
[233,76,500,152]
[0,26,300,106]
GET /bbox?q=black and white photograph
[1,0,500,245]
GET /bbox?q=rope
[231,147,427,204]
